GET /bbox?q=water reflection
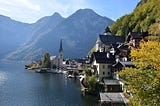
[0,62,99,106]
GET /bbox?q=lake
[0,62,99,106]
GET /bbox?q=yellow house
[91,52,115,82]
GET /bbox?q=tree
[41,52,51,68]
[118,41,160,106]
[88,76,99,94]
[110,0,160,37]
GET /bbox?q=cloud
[0,0,89,23]
[0,7,10,12]
[0,0,41,22]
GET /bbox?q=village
[25,26,149,106]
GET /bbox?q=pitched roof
[104,26,111,33]
[113,61,134,67]
[104,79,120,85]
[91,52,115,64]
[120,61,134,67]
[128,32,143,39]
[100,93,128,104]
[99,35,125,44]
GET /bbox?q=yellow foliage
[131,41,160,71]
[118,41,160,105]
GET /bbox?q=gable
[99,35,125,44]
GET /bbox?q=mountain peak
[74,9,97,15]
[77,8,95,12]
[0,15,11,21]
[52,12,63,18]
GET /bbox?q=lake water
[0,62,99,106]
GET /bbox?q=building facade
[57,39,64,69]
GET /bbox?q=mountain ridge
[3,9,114,61]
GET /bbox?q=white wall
[93,60,112,81]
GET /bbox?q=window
[108,65,111,69]
[103,65,105,69]
[108,72,110,75]
[103,72,105,75]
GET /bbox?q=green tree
[88,76,98,92]
[110,0,160,36]
[118,41,160,106]
[41,52,51,68]
[84,67,92,76]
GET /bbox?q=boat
[68,74,74,78]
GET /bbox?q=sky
[0,0,140,23]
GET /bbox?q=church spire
[59,39,63,52]
[104,26,111,35]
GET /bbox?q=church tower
[57,39,63,69]
[104,26,111,35]
[96,36,101,52]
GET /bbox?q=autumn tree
[41,52,51,68]
[118,41,160,106]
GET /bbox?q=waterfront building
[103,79,124,92]
[57,39,64,69]
[90,52,115,81]
[100,93,128,106]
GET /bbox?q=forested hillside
[110,0,160,36]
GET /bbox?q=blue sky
[0,0,140,23]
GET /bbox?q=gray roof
[99,35,125,44]
[128,32,143,39]
[91,52,115,64]
[120,61,134,67]
[104,79,120,85]
[100,93,128,104]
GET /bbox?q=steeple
[104,26,111,35]
[57,39,63,69]
[59,39,63,52]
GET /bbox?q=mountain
[110,0,160,36]
[4,9,114,61]
[0,15,33,59]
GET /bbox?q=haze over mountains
[0,9,114,61]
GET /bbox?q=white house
[90,52,115,81]
[95,27,125,52]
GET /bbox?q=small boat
[68,74,74,78]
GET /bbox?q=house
[115,43,131,61]
[95,27,125,52]
[103,79,124,92]
[90,52,115,81]
[126,31,148,48]
[50,56,57,69]
[113,61,135,72]
[100,93,128,106]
